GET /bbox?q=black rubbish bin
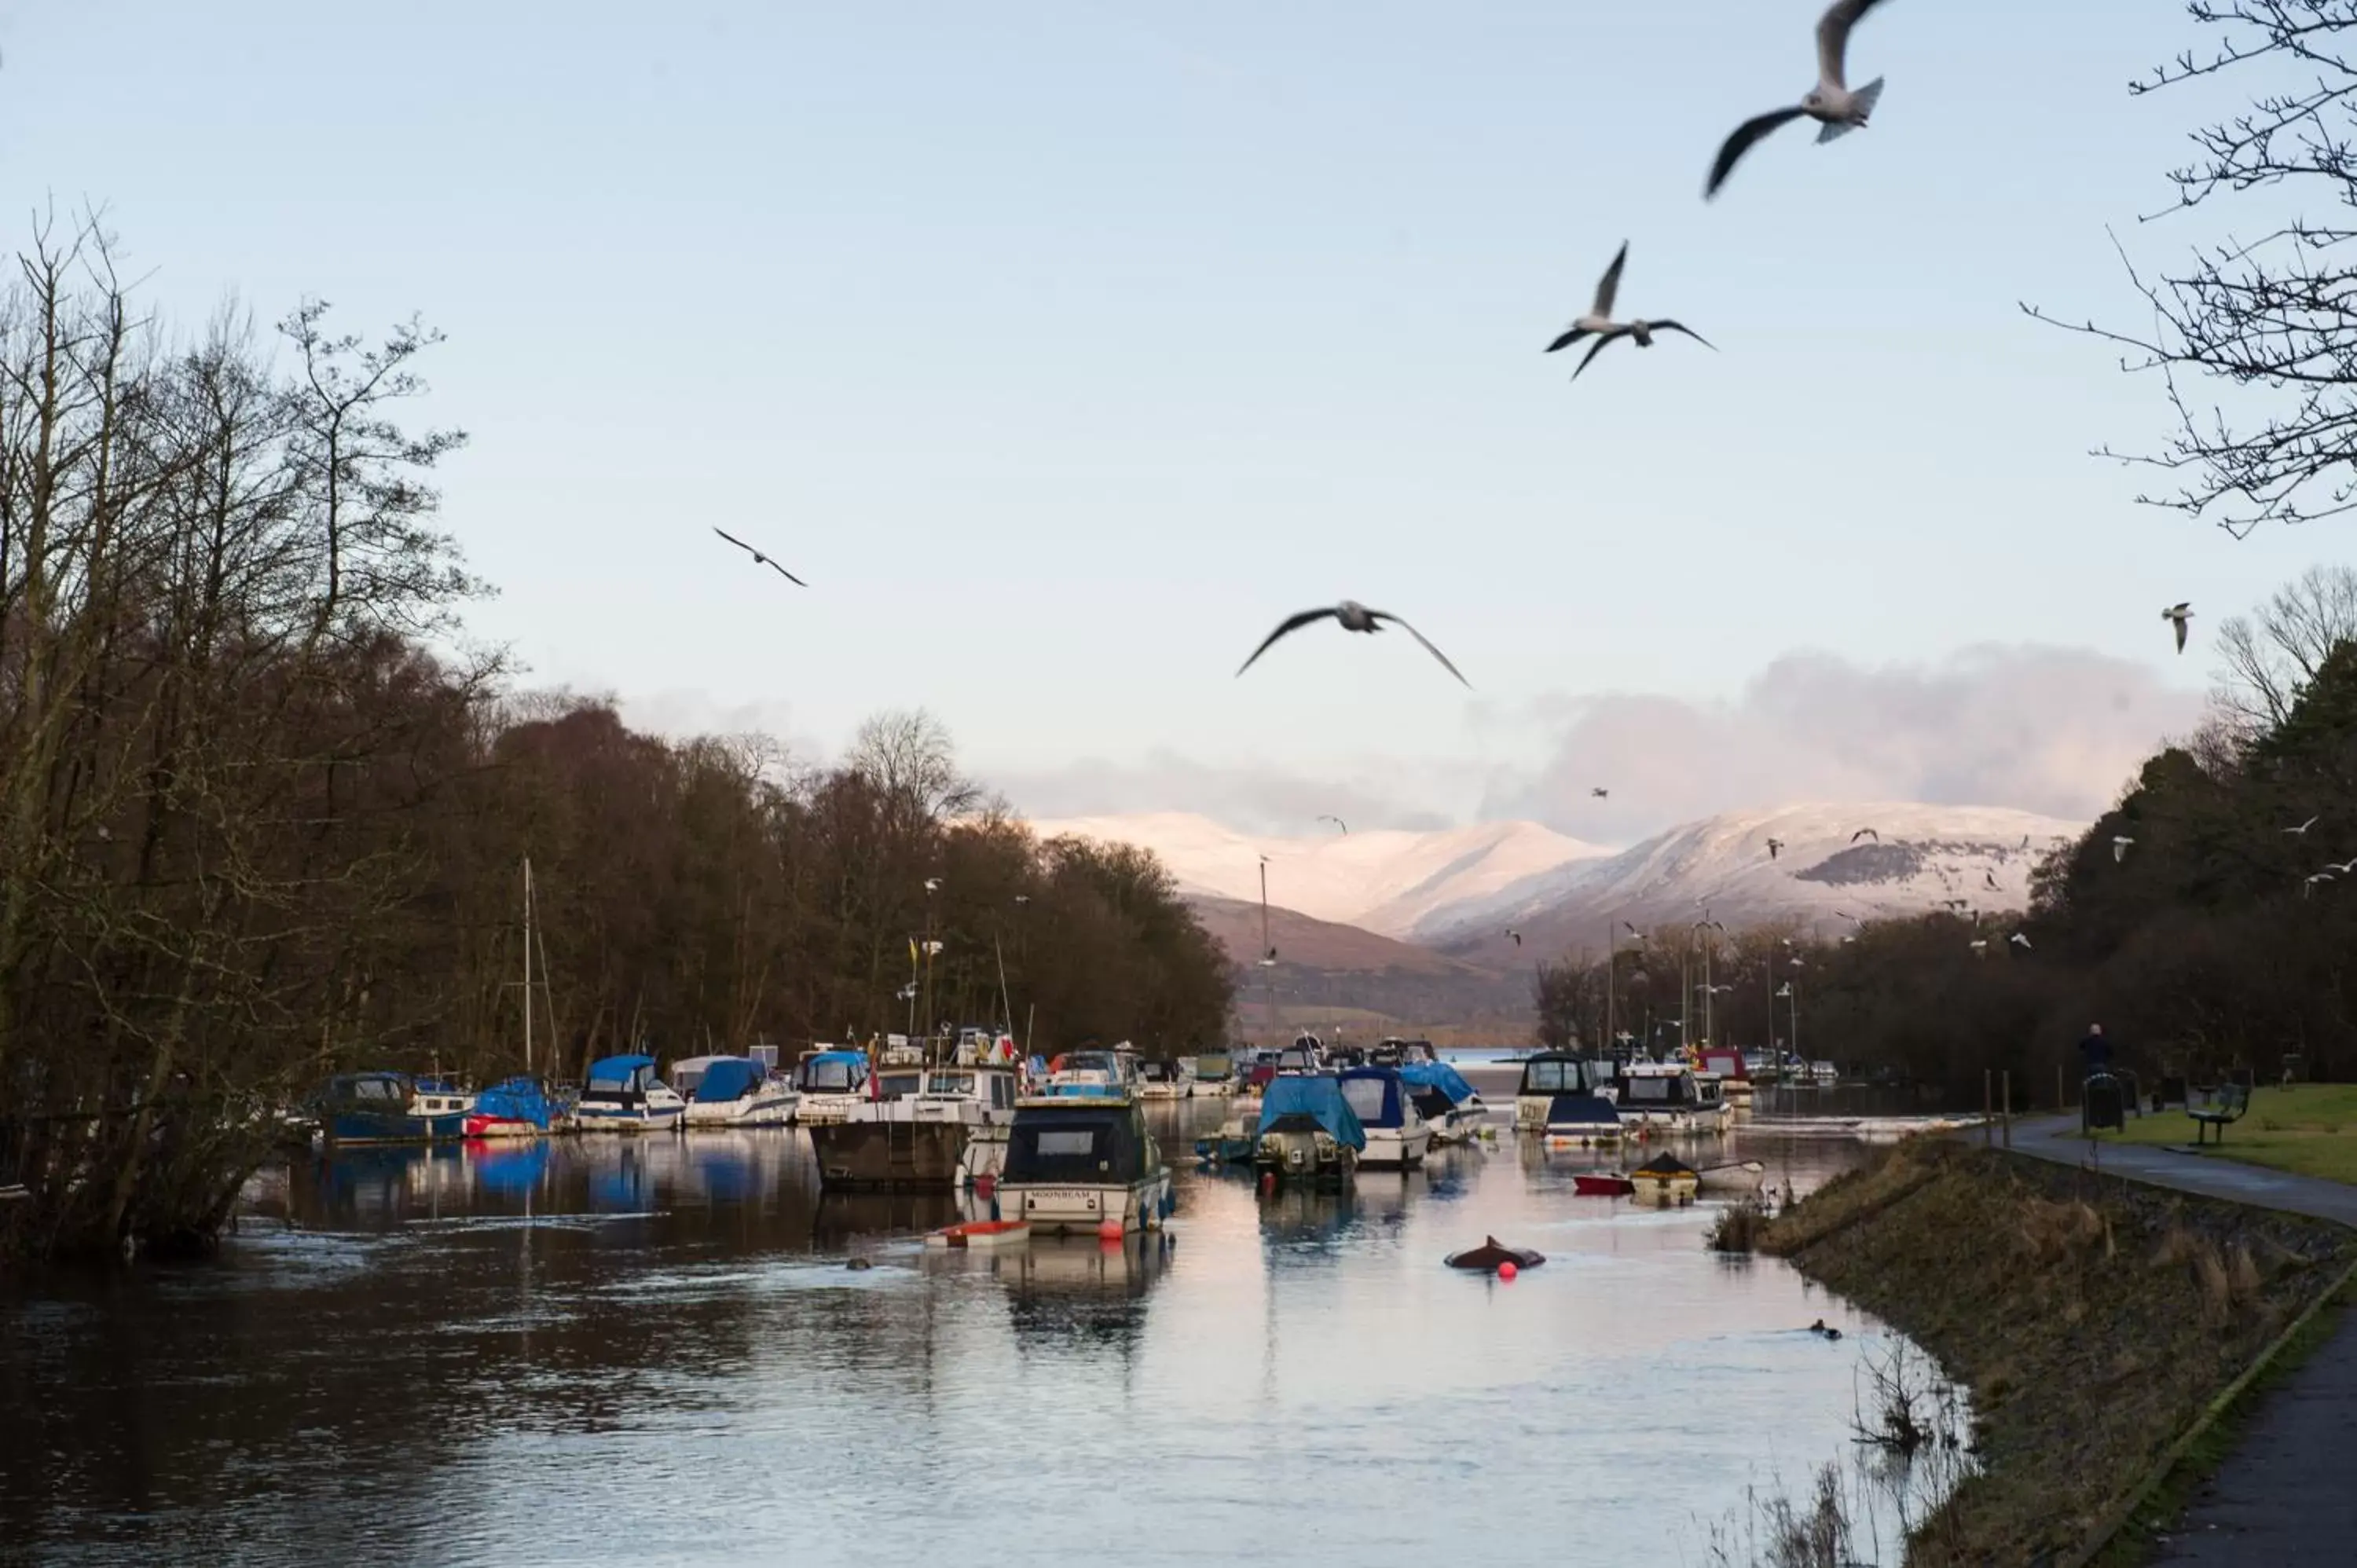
[2083,1072,2126,1134]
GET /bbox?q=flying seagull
[1507,929,1523,947]
[1851,827,1879,844]
[712,526,807,586]
[2163,603,2193,654]
[1705,0,1894,200]
[1767,837,1785,860]
[1545,242,1716,380]
[2329,859,2357,876]
[2009,932,2032,951]
[1318,815,1350,834]
[1237,601,1469,687]
[922,877,941,893]
[2112,836,2134,863]
[1969,939,1988,955]
[1985,870,1999,890]
[1623,921,1644,936]
[1592,787,1610,799]
[2020,835,2031,850]
[2306,872,2335,898]
[2285,816,2319,836]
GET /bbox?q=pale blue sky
[4,2,2335,830]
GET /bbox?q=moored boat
[312,1072,469,1146]
[995,1094,1172,1234]
[1137,1059,1190,1100]
[1697,1159,1766,1194]
[1514,1051,1617,1132]
[807,1061,1021,1190]
[463,1075,559,1139]
[792,1048,873,1126]
[926,1218,1031,1250]
[1542,1091,1624,1147]
[1253,1074,1364,1185]
[574,1054,687,1133]
[684,1057,801,1128]
[1398,1061,1491,1144]
[1336,1066,1431,1169]
[1186,1050,1237,1097]
[1695,1046,1754,1111]
[1615,1062,1729,1135]
[1573,1171,1634,1196]
[1630,1152,1700,1204]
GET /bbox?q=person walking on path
[2078,1023,2113,1079]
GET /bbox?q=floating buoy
[1098,1217,1124,1243]
[1497,1260,1519,1282]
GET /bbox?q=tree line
[1537,568,2357,1107]
[0,218,1229,1265]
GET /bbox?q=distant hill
[1033,811,1604,936]
[1419,802,2087,963]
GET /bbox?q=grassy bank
[1760,1140,2353,1565]
[2096,1084,2357,1185]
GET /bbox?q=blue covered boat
[1254,1074,1365,1184]
[1336,1066,1432,1169]
[464,1075,558,1139]
[574,1053,686,1133]
[1398,1061,1493,1145]
[792,1048,872,1126]
[684,1056,800,1128]
[311,1072,471,1146]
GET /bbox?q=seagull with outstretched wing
[1545,241,1717,380]
[1851,827,1879,844]
[713,526,807,586]
[2163,603,2193,654]
[2286,815,2319,836]
[2112,836,2135,863]
[1237,601,1469,687]
[1706,0,1896,199]
[1318,815,1349,834]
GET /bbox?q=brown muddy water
[2,1107,1962,1565]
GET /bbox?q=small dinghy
[925,1218,1031,1250]
[1573,1172,1634,1196]
[1630,1152,1699,1205]
[1697,1159,1765,1194]
[1444,1235,1545,1273]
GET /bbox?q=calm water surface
[4,1109,1955,1565]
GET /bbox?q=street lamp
[1776,980,1801,1066]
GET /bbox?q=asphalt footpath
[2001,1114,2357,1564]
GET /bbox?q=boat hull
[809,1119,970,1189]
[461,1114,543,1140]
[997,1173,1170,1235]
[574,1105,684,1133]
[326,1108,467,1145]
[1253,1130,1356,1185]
[684,1090,799,1128]
[1358,1125,1432,1169]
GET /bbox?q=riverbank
[1759,1140,2354,1565]
[2098,1085,2357,1185]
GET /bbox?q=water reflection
[2,1116,1956,1566]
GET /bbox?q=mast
[522,856,534,1075]
[1259,855,1275,1045]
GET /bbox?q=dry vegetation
[1760,1141,2352,1565]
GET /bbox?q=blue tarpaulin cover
[692,1058,763,1103]
[1256,1075,1367,1151]
[1397,1061,1477,1106]
[474,1075,555,1130]
[587,1053,654,1089]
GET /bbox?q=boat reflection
[995,1233,1173,1346]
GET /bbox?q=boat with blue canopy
[792,1048,871,1126]
[1336,1066,1431,1169]
[1254,1074,1365,1185]
[310,1072,469,1146]
[685,1055,800,1127]
[1398,1061,1492,1145]
[1514,1052,1619,1138]
[464,1075,559,1139]
[995,1094,1172,1234]
[574,1054,686,1133]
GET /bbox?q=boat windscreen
[1519,1057,1581,1094]
[1003,1110,1142,1183]
[1338,1074,1395,1127]
[797,1057,862,1093]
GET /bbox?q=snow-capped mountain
[1029,811,1607,937]
[1415,802,2087,958]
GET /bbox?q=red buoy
[1497,1261,1519,1282]
[1098,1217,1124,1243]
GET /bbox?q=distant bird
[1507,929,1523,947]
[2305,872,2335,898]
[1940,898,1968,911]
[1985,870,2000,890]
[712,526,807,586]
[2010,932,2032,951]
[1851,827,1879,844]
[1013,894,1031,906]
[923,877,941,893]
[1544,242,1716,380]
[1705,0,1894,200]
[1840,935,1856,944]
[2328,859,2357,876]
[2286,816,2319,836]
[2020,834,2031,850]
[1836,910,1858,922]
[1237,601,1469,687]
[2163,603,2193,654]
[1318,815,1350,834]
[2112,836,2134,863]
[1593,787,1611,800]
[1767,837,1786,861]
[1970,939,1989,955]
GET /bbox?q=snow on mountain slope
[1417,802,2088,958]
[1030,811,1607,936]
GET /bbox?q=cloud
[987,748,1468,836]
[1486,645,2204,838]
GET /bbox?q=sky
[2,1,2337,839]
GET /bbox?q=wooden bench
[2187,1082,2251,1146]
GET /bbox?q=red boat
[1574,1172,1634,1196]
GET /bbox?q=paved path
[2002,1114,2357,1564]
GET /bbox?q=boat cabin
[996,1097,1171,1234]
[793,1049,872,1125]
[1336,1066,1431,1167]
[1514,1051,1613,1130]
[1615,1062,1729,1129]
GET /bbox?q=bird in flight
[1545,241,1716,380]
[2305,872,2335,897]
[2020,834,2031,850]
[1507,929,1523,947]
[1766,837,1785,860]
[922,877,941,893]
[712,526,807,586]
[2328,859,2357,876]
[2009,932,2032,951]
[1985,870,1999,890]
[1969,939,1989,955]
[1237,601,1469,687]
[1318,815,1349,834]
[2112,836,2135,863]
[1706,0,1894,199]
[2286,816,2319,836]
[1622,921,1644,936]
[1851,827,1879,844]
[2163,603,2193,654]
[1592,786,1610,800]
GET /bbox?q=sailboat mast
[1259,857,1274,1045]
[522,856,534,1075]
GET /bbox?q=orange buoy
[1098,1217,1124,1243]
[1497,1260,1519,1282]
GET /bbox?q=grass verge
[1759,1139,2355,1566]
[2095,1084,2357,1185]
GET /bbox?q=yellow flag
[908,937,919,966]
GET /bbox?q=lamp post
[1776,980,1801,1064]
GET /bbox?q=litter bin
[2083,1072,2126,1134]
[2113,1068,2141,1119]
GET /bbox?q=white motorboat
[1336,1066,1432,1169]
[792,1047,873,1126]
[684,1057,801,1127]
[574,1054,686,1133]
[1697,1159,1765,1194]
[1137,1059,1193,1100]
[995,1094,1172,1234]
[1615,1062,1729,1134]
[806,1061,1021,1189]
[1514,1052,1618,1135]
[1398,1061,1491,1145]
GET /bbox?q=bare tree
[845,707,980,823]
[2211,562,2357,736]
[2025,2,2357,536]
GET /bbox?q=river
[2,1106,1961,1565]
